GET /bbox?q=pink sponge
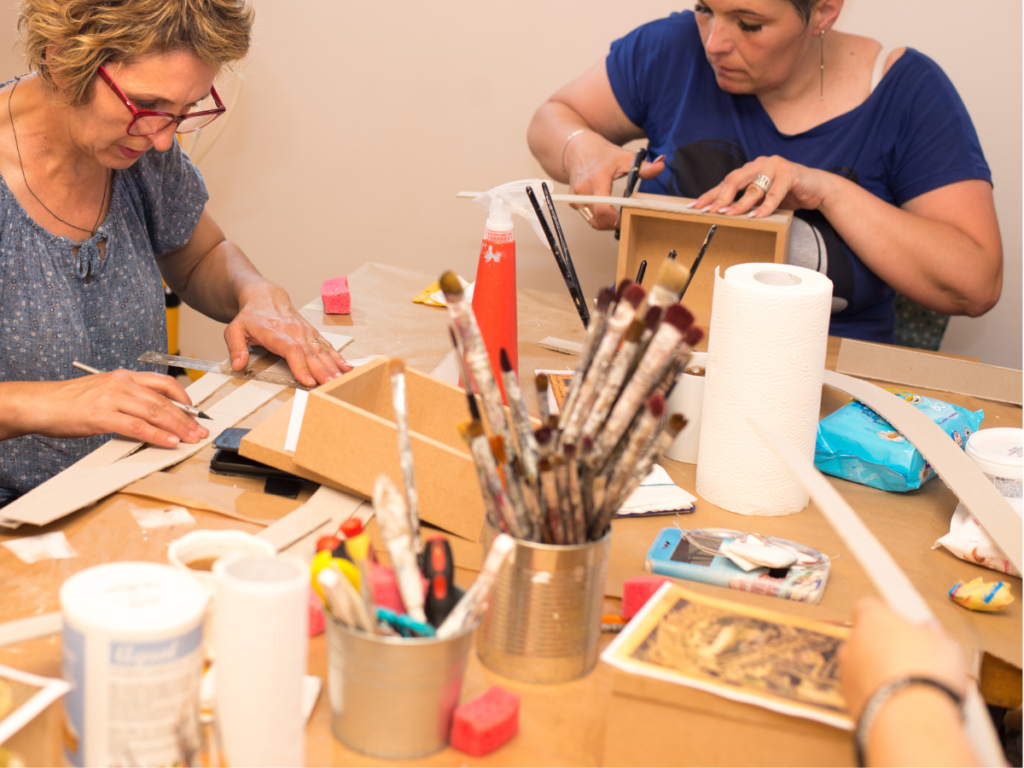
[450,686,520,757]
[622,576,672,620]
[321,276,351,314]
[308,586,326,637]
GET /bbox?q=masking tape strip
[756,421,1006,768]
[821,370,1022,574]
[0,612,63,647]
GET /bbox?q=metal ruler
[138,352,310,389]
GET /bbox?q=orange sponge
[450,686,520,757]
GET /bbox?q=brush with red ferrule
[614,279,633,304]
[622,283,646,309]
[663,303,693,333]
[685,326,704,347]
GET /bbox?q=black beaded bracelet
[854,675,963,767]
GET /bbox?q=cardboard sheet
[258,485,364,553]
[836,338,1023,406]
[0,379,284,527]
[822,370,1022,574]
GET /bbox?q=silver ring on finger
[750,174,772,195]
[577,205,594,224]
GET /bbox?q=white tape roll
[696,263,833,515]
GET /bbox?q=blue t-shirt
[606,11,991,342]
[0,105,208,497]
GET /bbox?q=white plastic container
[60,562,209,767]
[664,352,707,464]
[934,428,1023,576]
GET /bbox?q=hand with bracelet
[838,598,977,767]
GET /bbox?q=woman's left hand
[689,155,834,218]
[224,287,352,387]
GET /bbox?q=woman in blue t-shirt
[527,0,1002,343]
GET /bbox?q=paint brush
[525,185,590,328]
[580,318,645,444]
[558,288,613,431]
[436,533,516,639]
[589,304,692,467]
[490,435,534,540]
[615,148,647,241]
[564,443,587,545]
[500,348,539,484]
[372,474,427,624]
[387,358,421,554]
[72,360,210,419]
[603,393,667,510]
[635,259,648,285]
[668,249,677,260]
[449,325,476,396]
[458,419,501,531]
[645,256,691,311]
[440,271,517,459]
[535,373,551,428]
[679,224,717,300]
[560,284,646,446]
[537,457,565,545]
[463,420,525,539]
[540,182,588,326]
[596,413,686,535]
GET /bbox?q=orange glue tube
[471,197,518,404]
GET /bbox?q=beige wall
[1,1,1020,368]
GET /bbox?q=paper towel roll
[696,263,832,515]
[213,553,308,767]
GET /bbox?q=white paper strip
[0,664,72,744]
[2,531,77,564]
[284,390,310,453]
[0,612,63,647]
[756,422,1006,767]
[821,370,1022,574]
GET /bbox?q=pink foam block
[321,276,351,314]
[450,686,520,757]
[308,586,326,637]
[622,576,672,620]
[369,562,405,613]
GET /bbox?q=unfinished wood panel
[617,196,792,350]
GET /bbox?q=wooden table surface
[1,263,1019,766]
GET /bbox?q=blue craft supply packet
[814,390,983,492]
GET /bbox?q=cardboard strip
[0,612,62,647]
[822,370,1022,574]
[0,380,284,527]
[538,337,583,356]
[836,339,1023,406]
[755,422,1005,767]
[259,485,367,556]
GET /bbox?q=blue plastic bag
[814,390,983,492]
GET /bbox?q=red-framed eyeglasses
[97,64,225,137]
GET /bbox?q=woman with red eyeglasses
[0,0,350,501]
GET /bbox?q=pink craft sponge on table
[450,686,520,757]
[321,276,351,314]
[622,576,672,620]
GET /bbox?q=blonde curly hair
[18,0,254,106]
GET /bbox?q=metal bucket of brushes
[476,523,611,683]
[326,615,479,759]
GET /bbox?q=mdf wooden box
[289,357,484,543]
[617,193,794,350]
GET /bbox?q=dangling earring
[819,29,825,100]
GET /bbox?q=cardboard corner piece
[291,357,484,542]
[821,370,1022,574]
[836,338,1023,406]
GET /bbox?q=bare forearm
[166,239,279,324]
[528,102,593,183]
[0,381,53,440]
[866,688,977,767]
[819,176,1002,316]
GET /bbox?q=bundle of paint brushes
[315,358,516,640]
[440,258,702,545]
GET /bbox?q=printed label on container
[62,623,86,767]
[105,625,203,767]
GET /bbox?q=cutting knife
[138,352,311,389]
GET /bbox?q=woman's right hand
[3,371,209,447]
[564,130,665,230]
